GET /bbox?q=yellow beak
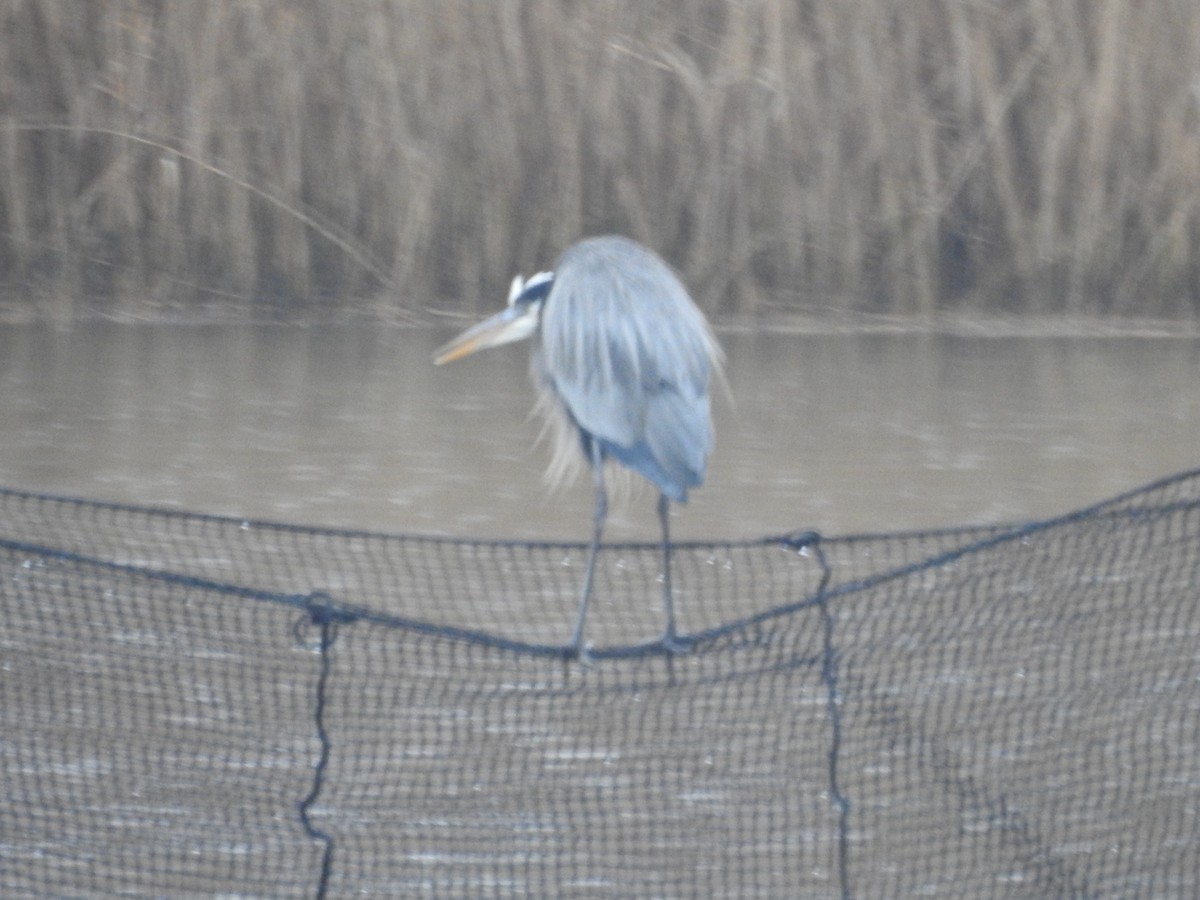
[433,302,540,365]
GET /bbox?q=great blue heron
[433,235,721,657]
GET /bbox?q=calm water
[0,322,1197,542]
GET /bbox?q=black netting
[2,470,1198,897]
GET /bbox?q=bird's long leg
[569,440,606,656]
[657,492,682,652]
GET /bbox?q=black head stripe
[517,271,555,305]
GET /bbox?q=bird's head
[433,271,555,365]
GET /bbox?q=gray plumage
[433,235,721,657]
[534,236,719,502]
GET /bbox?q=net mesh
[2,470,1198,898]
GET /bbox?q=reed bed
[1,0,1199,319]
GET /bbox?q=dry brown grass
[1,0,1199,318]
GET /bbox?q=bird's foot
[561,638,593,667]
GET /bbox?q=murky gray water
[0,322,1197,542]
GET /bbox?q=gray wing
[536,236,719,501]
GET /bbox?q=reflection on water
[0,322,1197,541]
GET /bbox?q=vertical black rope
[295,593,354,900]
[817,553,852,899]
[786,531,851,899]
